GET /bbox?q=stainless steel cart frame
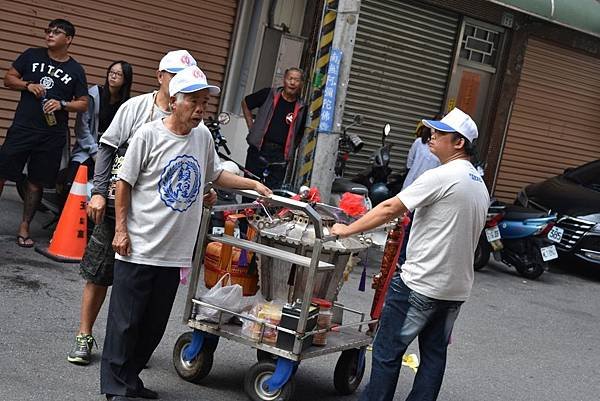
[175,189,375,400]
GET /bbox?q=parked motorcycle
[352,123,405,206]
[16,160,93,229]
[330,114,371,209]
[474,200,560,279]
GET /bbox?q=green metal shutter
[342,0,459,179]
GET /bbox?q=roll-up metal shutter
[0,0,237,143]
[493,38,600,201]
[342,0,459,179]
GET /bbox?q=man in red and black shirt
[241,67,307,189]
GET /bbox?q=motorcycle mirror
[383,123,391,136]
[218,112,231,125]
[353,114,364,125]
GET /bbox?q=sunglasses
[44,28,68,36]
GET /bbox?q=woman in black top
[68,61,133,188]
[46,61,134,212]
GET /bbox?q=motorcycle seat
[332,178,368,195]
[502,205,547,220]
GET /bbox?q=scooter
[352,123,404,206]
[16,160,93,229]
[330,114,371,211]
[474,200,560,279]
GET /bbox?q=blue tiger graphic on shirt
[159,155,201,212]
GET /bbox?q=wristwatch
[60,100,68,110]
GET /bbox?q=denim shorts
[80,219,116,286]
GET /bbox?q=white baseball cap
[169,65,220,96]
[158,50,197,73]
[422,108,478,143]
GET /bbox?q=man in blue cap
[101,65,271,401]
[332,108,490,401]
[68,50,199,366]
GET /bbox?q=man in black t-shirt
[241,67,307,189]
[0,18,88,248]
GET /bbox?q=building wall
[426,0,600,197]
[485,18,600,195]
[0,0,238,144]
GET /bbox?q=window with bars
[459,23,500,66]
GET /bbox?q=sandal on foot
[16,235,34,248]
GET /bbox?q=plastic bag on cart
[241,301,283,343]
[196,274,245,323]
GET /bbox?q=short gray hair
[173,92,186,104]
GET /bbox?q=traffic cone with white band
[35,165,88,262]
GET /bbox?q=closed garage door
[493,38,600,201]
[0,0,238,144]
[342,0,459,178]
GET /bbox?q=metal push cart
[173,189,377,401]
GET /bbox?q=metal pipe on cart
[190,298,379,341]
[292,239,323,354]
[183,206,214,323]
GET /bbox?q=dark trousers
[100,260,180,397]
[244,143,286,190]
[359,274,463,401]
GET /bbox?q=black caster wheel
[244,361,295,401]
[172,332,214,383]
[333,348,366,395]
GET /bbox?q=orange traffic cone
[35,165,89,263]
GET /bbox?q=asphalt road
[1,184,599,401]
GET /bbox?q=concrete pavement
[1,184,599,401]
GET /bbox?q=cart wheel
[256,349,277,362]
[244,361,295,401]
[334,348,365,395]
[172,332,214,383]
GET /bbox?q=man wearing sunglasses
[332,108,489,401]
[1,18,88,248]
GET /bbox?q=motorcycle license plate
[212,226,241,238]
[547,226,564,243]
[540,245,558,261]
[485,226,501,242]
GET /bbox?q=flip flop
[16,235,34,248]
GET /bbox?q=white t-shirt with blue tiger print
[117,118,222,267]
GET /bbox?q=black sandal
[16,235,34,248]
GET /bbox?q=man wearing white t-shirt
[68,50,199,367]
[100,66,271,401]
[332,108,489,401]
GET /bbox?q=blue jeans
[359,273,463,401]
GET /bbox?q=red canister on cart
[312,298,333,346]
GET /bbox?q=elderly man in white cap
[100,65,271,401]
[332,108,489,401]
[68,50,199,367]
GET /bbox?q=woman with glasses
[66,60,133,366]
[68,61,134,189]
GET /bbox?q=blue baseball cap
[169,66,220,96]
[422,108,478,142]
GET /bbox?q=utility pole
[310,0,360,202]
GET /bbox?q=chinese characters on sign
[318,48,342,133]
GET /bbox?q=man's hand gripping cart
[173,189,407,401]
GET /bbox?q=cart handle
[213,188,326,239]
